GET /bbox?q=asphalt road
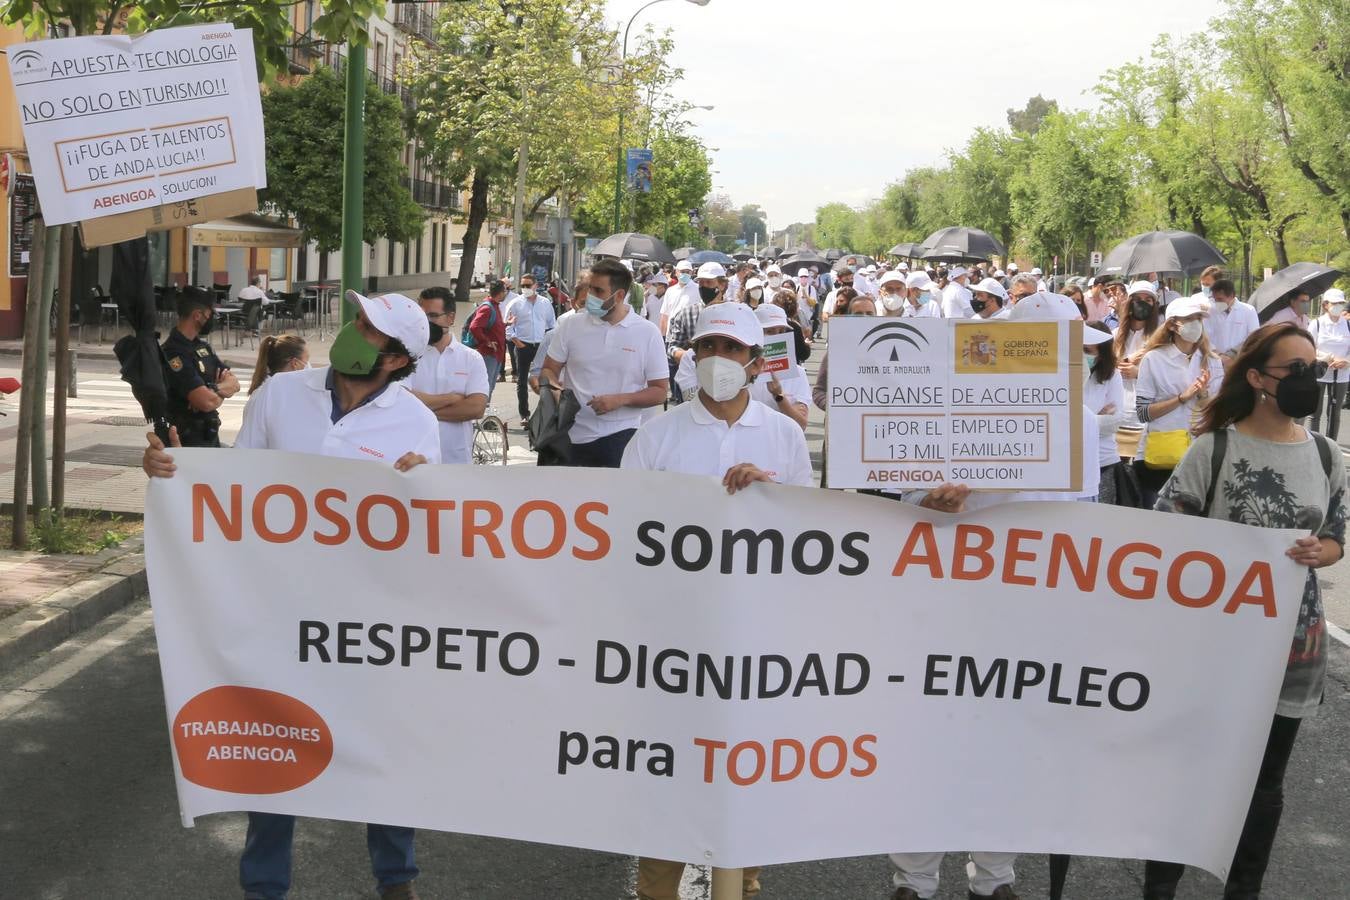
[1,600,1347,900]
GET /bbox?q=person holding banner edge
[142,290,439,900]
[622,301,811,899]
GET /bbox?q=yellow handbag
[1143,429,1191,469]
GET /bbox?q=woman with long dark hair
[1083,321,1125,503]
[1144,322,1346,899]
[1113,281,1162,463]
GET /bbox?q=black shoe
[891,890,923,900]
[970,886,1018,900]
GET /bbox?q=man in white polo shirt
[624,301,812,489]
[540,258,669,467]
[409,288,490,463]
[941,266,975,319]
[142,289,438,900]
[659,259,698,333]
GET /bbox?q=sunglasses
[1264,360,1328,379]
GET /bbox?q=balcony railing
[394,5,439,44]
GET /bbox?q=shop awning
[190,213,304,248]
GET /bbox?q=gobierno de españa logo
[172,686,334,794]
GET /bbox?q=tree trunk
[456,168,492,303]
[509,132,529,284]
[11,217,49,548]
[1271,225,1291,270]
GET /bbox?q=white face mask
[524,288,536,299]
[768,276,782,289]
[1330,304,1347,319]
[881,293,905,311]
[748,288,764,302]
[696,355,752,402]
[1177,320,1205,344]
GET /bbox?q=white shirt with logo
[621,393,813,486]
[545,307,668,443]
[235,366,441,464]
[1204,296,1260,355]
[406,342,491,464]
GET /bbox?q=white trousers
[889,851,1017,898]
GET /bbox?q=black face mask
[1263,367,1321,419]
[698,285,719,303]
[198,313,215,336]
[971,298,987,314]
[1129,299,1153,322]
[427,322,445,345]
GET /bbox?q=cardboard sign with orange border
[825,317,1083,492]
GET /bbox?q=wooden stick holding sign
[710,867,743,899]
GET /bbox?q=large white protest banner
[147,450,1304,878]
[6,25,264,226]
[826,316,1083,491]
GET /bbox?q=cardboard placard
[79,187,257,247]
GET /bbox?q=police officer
[162,286,239,446]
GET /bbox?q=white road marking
[1328,620,1350,649]
[0,609,154,722]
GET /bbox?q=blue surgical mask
[1083,353,1097,373]
[1201,285,1213,300]
[677,273,691,285]
[586,290,613,318]
[917,291,932,305]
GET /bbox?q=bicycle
[472,412,509,465]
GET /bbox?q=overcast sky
[606,0,1226,230]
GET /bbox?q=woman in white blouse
[1133,295,1225,507]
[1310,287,1350,439]
[1112,281,1162,462]
[1084,320,1126,503]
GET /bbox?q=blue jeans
[240,812,418,899]
[482,354,501,389]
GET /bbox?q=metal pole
[29,224,60,518]
[710,867,743,900]
[11,215,47,548]
[52,224,74,516]
[613,111,625,235]
[340,38,368,325]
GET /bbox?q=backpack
[1201,428,1335,517]
[460,300,498,349]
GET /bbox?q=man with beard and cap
[666,262,729,403]
[969,277,1010,319]
[941,266,975,319]
[145,289,440,900]
[877,270,909,317]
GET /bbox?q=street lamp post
[612,0,711,235]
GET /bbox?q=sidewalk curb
[0,551,147,674]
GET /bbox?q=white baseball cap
[696,261,727,280]
[949,266,968,280]
[675,259,694,272]
[798,269,813,278]
[1324,288,1346,305]
[754,302,789,329]
[971,277,1008,301]
[905,272,936,292]
[863,264,877,274]
[1164,295,1211,321]
[1126,280,1159,299]
[878,271,906,288]
[744,277,765,293]
[692,301,764,348]
[1030,267,1044,276]
[346,290,430,359]
[897,262,910,271]
[1008,291,1113,344]
[1008,263,1020,272]
[766,264,782,275]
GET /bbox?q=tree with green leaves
[628,130,712,248]
[261,66,422,253]
[947,128,1025,257]
[1007,94,1059,136]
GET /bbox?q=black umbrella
[689,249,735,267]
[779,250,831,277]
[593,232,676,264]
[919,227,1005,263]
[1253,262,1344,323]
[1097,230,1225,278]
[110,237,171,442]
[672,246,696,261]
[888,241,928,259]
[824,249,843,261]
[731,251,754,261]
[759,245,783,259]
[832,253,876,272]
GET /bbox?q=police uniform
[162,327,226,447]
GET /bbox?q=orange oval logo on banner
[172,686,334,794]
